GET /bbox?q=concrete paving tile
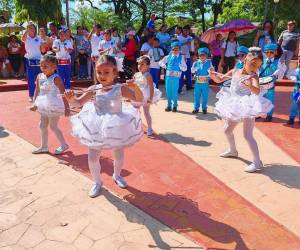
[73,234,94,250]
[18,225,45,248]
[90,233,124,250]
[0,223,29,247]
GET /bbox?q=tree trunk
[66,0,70,27]
[162,0,166,24]
[263,0,269,21]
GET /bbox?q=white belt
[166,70,181,78]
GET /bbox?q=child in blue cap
[191,47,213,114]
[159,41,187,112]
[258,43,286,122]
[286,59,300,125]
[235,46,249,70]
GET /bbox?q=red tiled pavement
[1,90,300,249]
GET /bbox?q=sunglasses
[199,54,207,57]
[265,51,275,54]
[172,47,179,51]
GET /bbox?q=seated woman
[7,35,21,77]
[0,45,12,78]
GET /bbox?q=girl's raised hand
[64,90,75,101]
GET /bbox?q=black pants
[9,54,21,74]
[223,56,236,74]
[212,56,221,71]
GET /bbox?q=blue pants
[79,64,88,78]
[165,76,180,108]
[179,58,192,92]
[57,64,71,89]
[194,82,209,110]
[289,92,300,120]
[26,60,41,97]
[70,51,75,77]
[264,88,275,116]
[150,68,160,88]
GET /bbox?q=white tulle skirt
[132,86,162,107]
[70,102,143,150]
[215,87,273,121]
[35,95,65,117]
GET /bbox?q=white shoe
[32,147,49,154]
[147,128,154,137]
[220,149,238,158]
[113,175,128,189]
[88,183,102,198]
[245,161,263,173]
[29,97,33,103]
[54,144,69,155]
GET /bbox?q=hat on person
[264,43,278,52]
[237,46,249,54]
[288,20,296,25]
[127,30,136,36]
[197,47,209,55]
[171,41,180,48]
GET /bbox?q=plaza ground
[0,80,300,249]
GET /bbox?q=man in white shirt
[52,29,73,89]
[98,30,117,56]
[21,23,42,102]
[177,25,193,93]
[87,24,103,79]
[148,38,164,88]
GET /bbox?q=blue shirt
[192,60,212,83]
[156,32,171,53]
[259,58,279,77]
[146,20,155,30]
[167,54,182,71]
[235,61,244,70]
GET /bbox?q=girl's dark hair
[263,20,275,40]
[160,24,167,31]
[227,31,237,42]
[96,55,117,68]
[41,54,57,65]
[137,55,150,65]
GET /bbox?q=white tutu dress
[34,73,65,117]
[70,84,143,150]
[132,72,161,107]
[215,74,273,121]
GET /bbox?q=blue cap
[237,46,249,54]
[171,41,180,48]
[198,47,209,55]
[264,43,278,52]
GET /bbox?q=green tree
[13,0,63,27]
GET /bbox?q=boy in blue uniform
[235,46,248,69]
[259,43,286,122]
[191,47,213,114]
[159,42,187,112]
[286,60,300,125]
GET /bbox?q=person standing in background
[177,25,193,93]
[88,24,103,80]
[209,33,223,71]
[278,20,300,76]
[156,25,171,55]
[220,31,239,74]
[146,13,156,34]
[22,23,42,102]
[254,20,276,53]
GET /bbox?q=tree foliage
[13,0,63,26]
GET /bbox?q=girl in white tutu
[130,55,161,136]
[65,55,144,198]
[30,54,70,155]
[209,48,273,173]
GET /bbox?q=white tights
[143,105,152,130]
[88,148,124,184]
[40,116,67,148]
[224,118,261,164]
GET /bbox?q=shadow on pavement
[261,164,300,189]
[54,151,132,177]
[106,186,249,250]
[159,132,212,147]
[0,126,9,138]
